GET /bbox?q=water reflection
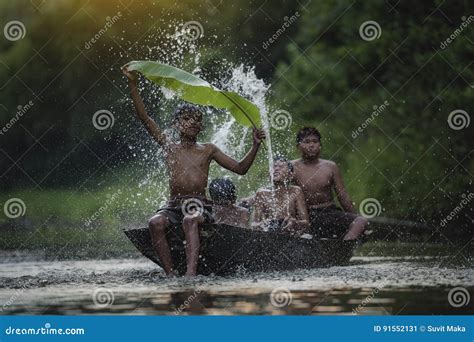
[3,287,472,315]
[1,254,472,316]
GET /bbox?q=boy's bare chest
[166,146,212,169]
[263,191,296,213]
[294,164,333,189]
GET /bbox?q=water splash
[216,64,277,217]
[116,22,276,221]
[212,64,273,177]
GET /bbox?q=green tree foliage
[273,0,473,227]
[1,0,471,238]
[0,0,299,189]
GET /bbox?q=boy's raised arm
[122,66,167,146]
[212,128,265,175]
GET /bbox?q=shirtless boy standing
[291,127,367,240]
[123,66,265,276]
[252,157,309,233]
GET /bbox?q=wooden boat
[124,224,355,276]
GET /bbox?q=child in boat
[123,66,265,277]
[291,127,368,240]
[209,177,250,228]
[251,156,309,233]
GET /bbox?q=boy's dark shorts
[156,197,214,225]
[309,205,357,238]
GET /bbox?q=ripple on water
[0,256,472,315]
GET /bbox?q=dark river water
[0,249,472,315]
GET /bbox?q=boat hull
[124,224,354,276]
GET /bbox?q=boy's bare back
[213,204,249,228]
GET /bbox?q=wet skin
[252,160,309,233]
[291,134,367,240]
[212,202,250,228]
[123,66,265,276]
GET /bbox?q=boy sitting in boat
[291,127,367,240]
[123,66,265,277]
[251,156,309,233]
[209,177,250,228]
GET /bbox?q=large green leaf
[127,61,261,128]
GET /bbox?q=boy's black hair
[209,177,236,204]
[273,155,294,173]
[172,103,203,123]
[296,127,322,144]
